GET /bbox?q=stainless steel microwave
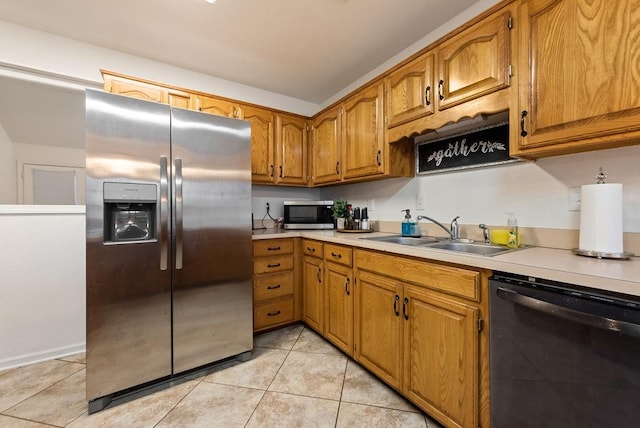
[283,200,334,230]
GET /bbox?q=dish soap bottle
[507,212,520,248]
[401,209,421,237]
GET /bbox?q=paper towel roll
[579,183,623,254]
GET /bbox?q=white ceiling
[0,0,481,104]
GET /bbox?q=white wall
[0,124,15,204]
[0,20,319,116]
[319,145,640,233]
[252,185,321,221]
[0,206,85,370]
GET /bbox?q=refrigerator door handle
[175,158,184,270]
[160,156,169,271]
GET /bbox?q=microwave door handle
[496,287,640,340]
[159,156,169,271]
[175,158,183,270]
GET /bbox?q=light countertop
[253,229,640,298]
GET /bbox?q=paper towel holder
[572,167,634,260]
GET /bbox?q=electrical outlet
[265,202,270,214]
[416,194,425,210]
[367,199,374,212]
[568,187,581,211]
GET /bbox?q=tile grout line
[0,360,85,420]
[333,356,350,428]
[242,325,305,427]
[152,378,203,428]
[0,413,59,427]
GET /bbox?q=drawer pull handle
[267,310,281,317]
[393,295,400,316]
[267,263,281,268]
[307,246,315,252]
[267,284,281,290]
[345,277,350,295]
[331,252,342,259]
[267,246,281,251]
[317,267,322,283]
[403,297,409,320]
[425,85,431,106]
[438,79,444,101]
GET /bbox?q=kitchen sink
[361,235,442,246]
[361,234,519,256]
[423,241,514,256]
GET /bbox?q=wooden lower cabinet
[354,248,488,428]
[302,253,324,333]
[354,270,404,390]
[324,261,353,355]
[253,238,298,332]
[403,284,479,428]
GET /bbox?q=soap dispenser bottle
[401,209,421,237]
[506,212,520,248]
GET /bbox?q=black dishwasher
[489,272,640,428]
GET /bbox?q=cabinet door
[324,262,353,355]
[354,270,404,390]
[514,0,640,155]
[302,255,324,333]
[311,107,342,185]
[103,74,165,103]
[196,95,240,118]
[243,105,275,184]
[437,10,511,109]
[403,284,479,428]
[276,114,308,185]
[342,82,385,179]
[386,52,435,128]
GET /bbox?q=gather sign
[416,122,517,175]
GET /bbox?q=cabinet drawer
[254,298,294,330]
[355,249,480,302]
[303,239,324,258]
[325,244,353,267]
[253,239,294,257]
[254,271,294,302]
[253,255,294,274]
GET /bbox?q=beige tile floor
[0,325,442,427]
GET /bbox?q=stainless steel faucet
[416,215,460,240]
[479,224,490,243]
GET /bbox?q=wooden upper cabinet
[436,9,511,110]
[342,82,385,179]
[103,72,195,109]
[386,51,435,128]
[512,0,640,158]
[195,95,241,119]
[276,114,308,185]
[311,106,342,185]
[243,105,275,184]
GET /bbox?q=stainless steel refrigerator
[85,90,253,413]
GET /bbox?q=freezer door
[170,107,253,373]
[85,90,172,401]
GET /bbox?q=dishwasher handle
[496,286,640,340]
